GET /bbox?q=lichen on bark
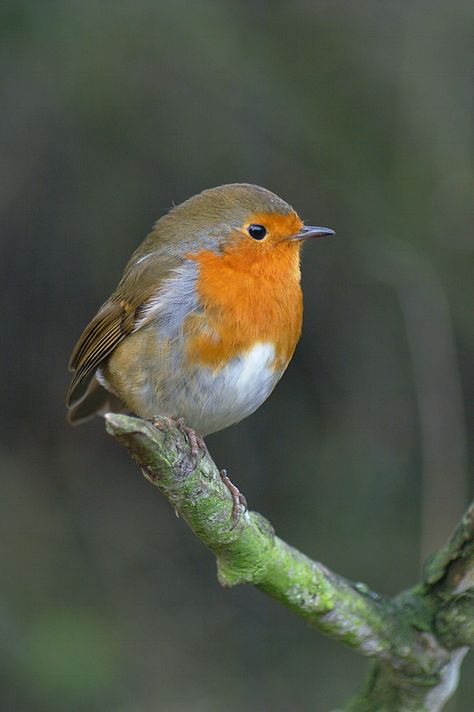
[105,413,473,712]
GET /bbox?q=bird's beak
[290,225,336,241]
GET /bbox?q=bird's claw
[172,417,206,461]
[219,469,247,526]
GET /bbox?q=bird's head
[152,183,334,266]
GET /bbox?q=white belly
[141,341,283,435]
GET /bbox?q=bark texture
[105,413,473,711]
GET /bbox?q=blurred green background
[1,1,473,710]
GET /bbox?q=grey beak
[294,225,335,240]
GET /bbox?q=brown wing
[66,297,137,406]
[67,245,182,407]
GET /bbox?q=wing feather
[66,300,134,405]
[67,244,183,409]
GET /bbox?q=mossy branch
[105,413,473,712]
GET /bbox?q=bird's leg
[219,469,247,525]
[172,417,206,460]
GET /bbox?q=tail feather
[67,377,126,425]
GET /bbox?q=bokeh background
[1,1,473,710]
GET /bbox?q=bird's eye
[248,224,267,240]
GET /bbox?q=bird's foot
[172,417,206,460]
[219,469,247,526]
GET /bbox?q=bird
[67,183,334,442]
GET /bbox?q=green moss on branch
[105,413,473,712]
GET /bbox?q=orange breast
[185,239,303,371]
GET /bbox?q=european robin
[67,184,334,437]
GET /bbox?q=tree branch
[105,413,473,711]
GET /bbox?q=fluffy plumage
[67,183,332,433]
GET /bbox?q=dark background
[1,1,473,710]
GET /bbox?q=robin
[67,183,334,444]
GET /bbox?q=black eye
[248,224,267,240]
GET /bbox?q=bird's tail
[67,376,126,425]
